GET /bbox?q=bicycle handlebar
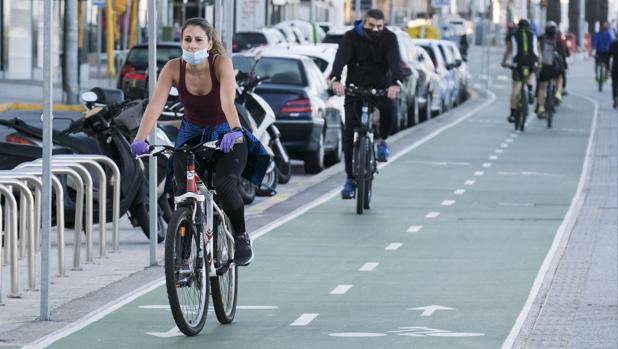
[136,137,244,159]
[344,85,389,98]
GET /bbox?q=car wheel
[304,133,324,174]
[408,95,419,126]
[420,93,431,122]
[324,127,342,167]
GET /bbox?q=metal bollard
[0,184,22,298]
[0,174,42,290]
[16,164,90,272]
[50,155,121,252]
[34,158,108,257]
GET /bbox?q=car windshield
[232,56,256,74]
[254,57,305,85]
[234,33,267,51]
[126,47,181,69]
[322,34,343,44]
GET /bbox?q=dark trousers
[343,95,397,179]
[173,141,248,234]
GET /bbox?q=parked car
[232,52,343,173]
[275,23,310,45]
[413,45,442,121]
[232,28,287,53]
[440,40,470,103]
[434,40,463,107]
[278,19,326,44]
[412,39,457,114]
[116,42,182,99]
[321,26,352,45]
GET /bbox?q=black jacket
[330,23,403,89]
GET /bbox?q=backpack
[541,38,565,70]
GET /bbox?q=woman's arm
[215,55,242,129]
[134,60,175,141]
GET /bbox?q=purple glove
[130,139,149,155]
[220,130,243,153]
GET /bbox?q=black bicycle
[595,55,607,92]
[545,79,556,128]
[507,65,530,132]
[345,85,388,214]
[139,139,241,335]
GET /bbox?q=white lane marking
[498,171,565,177]
[407,225,423,233]
[330,285,353,295]
[290,313,319,326]
[498,202,534,207]
[501,94,598,349]
[441,200,456,206]
[390,327,485,337]
[425,212,440,218]
[406,160,471,166]
[474,171,485,176]
[497,74,509,81]
[359,262,379,271]
[511,133,518,138]
[500,143,509,148]
[145,327,183,338]
[385,243,403,250]
[495,149,504,153]
[409,305,456,317]
[482,163,492,168]
[506,138,514,143]
[329,332,387,337]
[489,155,499,160]
[21,83,500,349]
[454,189,466,195]
[464,180,476,185]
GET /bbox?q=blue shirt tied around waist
[166,119,270,190]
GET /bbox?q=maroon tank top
[178,54,227,126]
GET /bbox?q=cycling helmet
[518,19,531,30]
[545,21,558,36]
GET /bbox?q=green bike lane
[38,88,595,348]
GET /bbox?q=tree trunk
[547,0,561,24]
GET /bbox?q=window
[255,58,305,85]
[126,46,182,70]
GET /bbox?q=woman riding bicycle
[131,17,267,266]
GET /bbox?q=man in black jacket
[329,8,403,199]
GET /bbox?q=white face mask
[182,48,209,65]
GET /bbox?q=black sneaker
[234,232,254,266]
[507,114,515,123]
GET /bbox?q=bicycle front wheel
[211,212,238,324]
[356,136,368,214]
[598,65,604,92]
[165,206,208,336]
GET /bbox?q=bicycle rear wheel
[356,136,368,214]
[165,206,208,336]
[598,65,604,92]
[546,85,554,128]
[211,212,238,324]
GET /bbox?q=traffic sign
[431,0,450,8]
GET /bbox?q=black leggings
[343,95,397,179]
[173,141,248,234]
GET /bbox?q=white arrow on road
[409,305,455,317]
[146,327,184,338]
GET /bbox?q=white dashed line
[495,149,504,154]
[454,189,466,195]
[500,143,509,148]
[425,212,440,218]
[511,133,518,138]
[359,262,379,271]
[482,163,492,168]
[465,180,476,185]
[407,225,423,233]
[441,200,456,206]
[290,313,319,326]
[385,243,403,250]
[330,285,353,295]
[489,155,498,160]
[474,171,485,176]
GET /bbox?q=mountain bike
[508,65,529,132]
[345,85,388,214]
[138,139,241,335]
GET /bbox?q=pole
[41,0,54,321]
[579,0,585,47]
[65,0,79,104]
[147,0,158,267]
[310,0,314,23]
[97,9,102,78]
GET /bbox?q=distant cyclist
[536,21,566,118]
[330,8,403,199]
[593,21,614,82]
[610,37,618,108]
[501,19,538,123]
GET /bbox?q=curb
[0,103,84,113]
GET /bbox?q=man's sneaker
[376,141,390,162]
[507,114,515,123]
[555,91,562,103]
[341,179,356,199]
[537,105,546,119]
[234,232,253,266]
